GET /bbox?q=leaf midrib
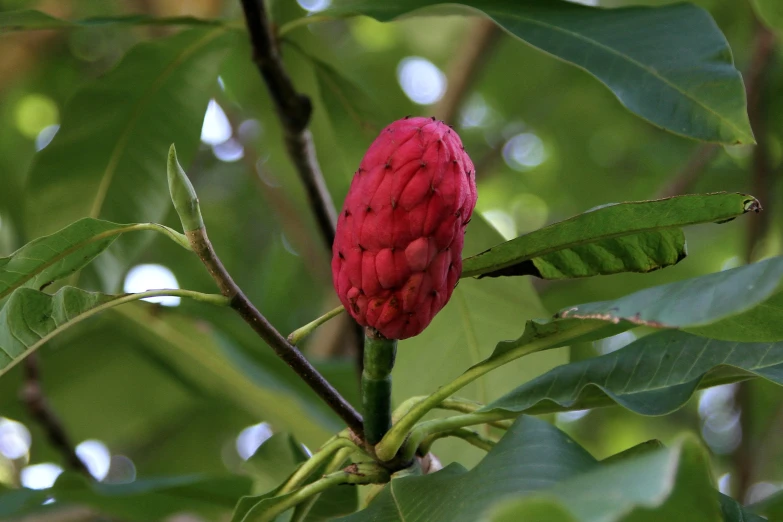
[482,8,749,141]
[89,27,226,219]
[0,224,132,301]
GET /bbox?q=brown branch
[20,354,90,476]
[238,0,337,249]
[734,22,777,503]
[185,226,364,435]
[432,18,501,125]
[745,25,777,262]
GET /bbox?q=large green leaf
[0,473,250,521]
[482,330,783,417]
[486,437,720,522]
[328,0,753,144]
[112,306,341,443]
[0,9,220,32]
[752,0,783,32]
[24,28,235,290]
[461,193,758,278]
[0,286,221,378]
[339,417,722,522]
[556,256,783,342]
[0,218,187,303]
[394,215,565,467]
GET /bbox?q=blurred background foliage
[0,0,781,515]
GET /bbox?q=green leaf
[523,229,686,280]
[339,417,722,522]
[485,435,719,522]
[112,306,344,441]
[0,218,187,304]
[0,9,221,32]
[481,330,783,417]
[305,50,383,139]
[751,0,783,32]
[720,494,767,522]
[24,28,235,290]
[0,473,250,521]
[0,286,223,378]
[600,440,664,465]
[233,433,358,522]
[556,256,783,342]
[461,193,758,278]
[328,0,754,144]
[394,215,566,467]
[243,433,310,494]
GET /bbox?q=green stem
[402,411,515,461]
[280,436,358,494]
[375,321,602,461]
[392,396,512,429]
[362,331,397,445]
[253,463,389,522]
[287,305,345,345]
[277,15,333,37]
[420,428,496,454]
[290,447,353,522]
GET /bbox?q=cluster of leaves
[0,0,782,521]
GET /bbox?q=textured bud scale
[332,117,477,340]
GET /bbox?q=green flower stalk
[362,329,397,445]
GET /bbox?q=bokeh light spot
[123,264,181,307]
[15,94,59,139]
[201,99,232,146]
[351,18,396,51]
[297,0,331,12]
[35,124,60,151]
[213,138,245,162]
[0,418,31,460]
[21,463,63,490]
[481,209,517,240]
[236,422,273,461]
[397,57,447,106]
[76,440,111,481]
[502,133,546,171]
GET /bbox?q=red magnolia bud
[332,117,477,340]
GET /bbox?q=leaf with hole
[461,193,758,279]
[327,0,754,144]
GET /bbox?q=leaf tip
[166,144,204,233]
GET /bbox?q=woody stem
[362,329,397,445]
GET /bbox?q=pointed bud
[167,144,204,232]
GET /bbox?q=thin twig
[745,25,777,261]
[20,355,90,476]
[238,0,337,249]
[185,226,364,435]
[238,0,365,374]
[432,18,500,125]
[734,23,777,502]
